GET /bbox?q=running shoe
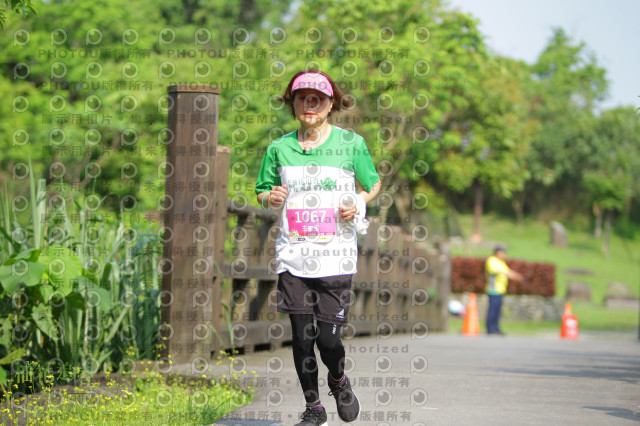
[294,405,328,426]
[328,373,360,422]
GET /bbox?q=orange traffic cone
[462,293,480,336]
[560,302,579,340]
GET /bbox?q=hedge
[451,257,556,297]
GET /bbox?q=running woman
[256,70,381,425]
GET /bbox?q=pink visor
[291,72,334,97]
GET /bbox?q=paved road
[202,332,639,426]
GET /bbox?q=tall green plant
[0,166,162,395]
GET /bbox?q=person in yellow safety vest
[485,246,523,335]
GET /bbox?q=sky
[447,0,640,110]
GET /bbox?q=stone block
[448,294,562,322]
[549,221,567,247]
[604,298,639,310]
[565,281,592,302]
[606,282,633,298]
[603,281,638,309]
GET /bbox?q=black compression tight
[289,314,346,403]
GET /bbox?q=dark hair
[280,68,354,118]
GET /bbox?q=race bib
[287,207,336,243]
[286,194,336,243]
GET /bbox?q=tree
[243,0,487,232]
[0,0,36,29]
[583,107,640,256]
[0,0,177,214]
[526,28,608,190]
[465,56,536,232]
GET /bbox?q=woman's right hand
[268,184,288,208]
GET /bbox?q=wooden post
[161,85,220,364]
[212,146,230,356]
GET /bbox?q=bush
[0,174,163,397]
[614,216,639,240]
[451,257,556,297]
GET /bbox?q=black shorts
[277,271,353,325]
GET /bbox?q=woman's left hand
[339,204,357,222]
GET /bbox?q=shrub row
[451,257,556,297]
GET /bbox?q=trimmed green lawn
[448,300,639,336]
[572,301,639,332]
[451,214,640,303]
[448,214,640,336]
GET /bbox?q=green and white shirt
[255,125,379,278]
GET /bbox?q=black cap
[494,245,507,253]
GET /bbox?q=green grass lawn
[448,300,639,336]
[1,370,254,425]
[448,214,640,336]
[451,214,640,302]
